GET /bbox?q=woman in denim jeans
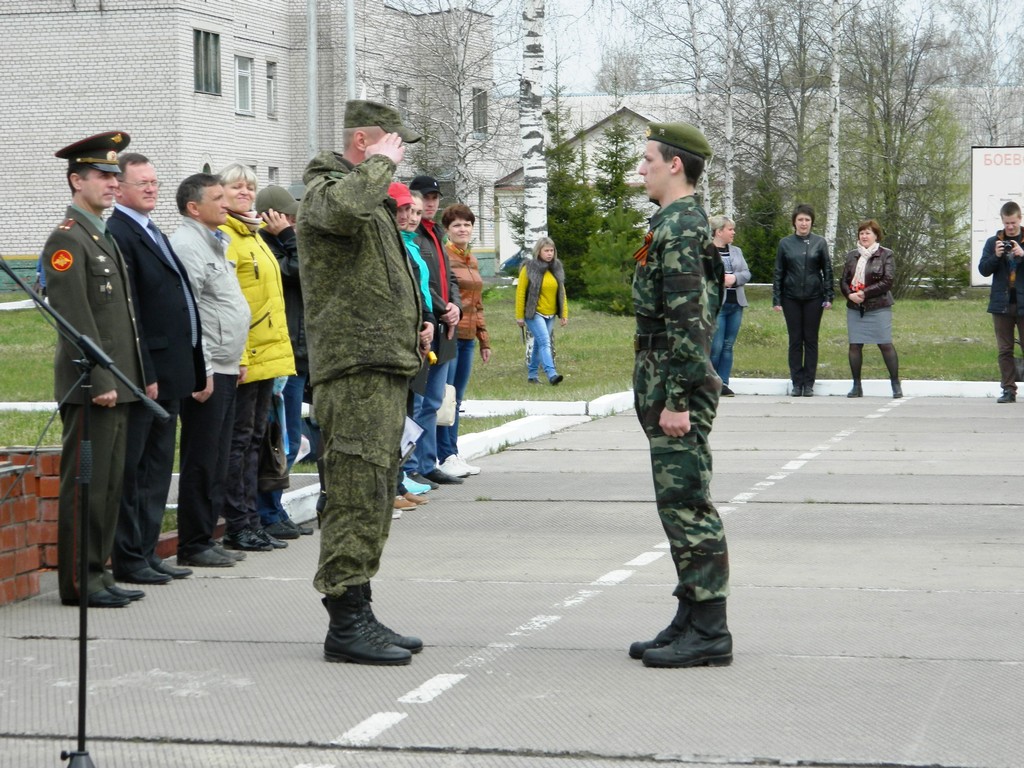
[708,216,751,396]
[516,237,568,385]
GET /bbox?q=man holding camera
[979,200,1024,403]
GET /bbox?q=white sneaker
[392,508,403,520]
[438,456,470,478]
[454,454,480,475]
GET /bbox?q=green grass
[0,285,1002,448]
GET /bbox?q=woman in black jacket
[840,219,900,399]
[772,204,834,396]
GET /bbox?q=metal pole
[307,0,318,159]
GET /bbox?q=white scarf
[853,242,879,288]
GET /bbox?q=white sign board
[971,146,1024,286]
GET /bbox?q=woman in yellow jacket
[516,237,568,385]
[218,163,295,552]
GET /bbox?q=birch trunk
[825,0,842,253]
[685,0,711,208]
[722,0,736,217]
[520,0,547,247]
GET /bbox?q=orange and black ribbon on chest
[633,230,654,267]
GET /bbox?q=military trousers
[313,371,407,598]
[634,348,730,601]
[58,402,129,600]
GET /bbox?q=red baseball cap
[388,182,413,208]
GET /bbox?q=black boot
[322,591,412,665]
[641,599,733,668]
[791,383,803,397]
[628,598,690,659]
[847,382,863,398]
[891,380,902,399]
[361,582,423,654]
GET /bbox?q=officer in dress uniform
[627,122,732,667]
[43,131,146,608]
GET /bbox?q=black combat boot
[641,598,733,668]
[361,582,423,654]
[628,597,690,659]
[322,590,412,665]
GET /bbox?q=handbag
[258,417,290,492]
[436,384,457,427]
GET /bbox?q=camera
[1001,240,1015,256]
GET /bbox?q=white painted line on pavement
[797,452,820,460]
[555,589,602,608]
[508,614,561,636]
[591,569,634,585]
[332,712,407,746]
[731,492,757,502]
[654,541,670,548]
[624,551,664,566]
[783,460,807,470]
[398,674,467,704]
[454,642,517,668]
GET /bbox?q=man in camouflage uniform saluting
[628,122,732,668]
[298,101,431,665]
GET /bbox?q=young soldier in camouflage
[298,101,432,665]
[628,122,732,668]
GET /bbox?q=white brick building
[0,0,502,267]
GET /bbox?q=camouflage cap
[55,131,131,173]
[255,184,299,216]
[344,100,422,144]
[646,122,712,160]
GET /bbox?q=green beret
[344,100,422,144]
[646,122,712,160]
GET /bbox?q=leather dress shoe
[791,384,803,397]
[222,527,273,552]
[255,527,288,549]
[152,560,193,579]
[997,389,1016,403]
[62,589,130,608]
[802,384,815,397]
[424,468,463,485]
[178,548,236,567]
[549,374,564,385]
[264,520,301,540]
[117,566,172,585]
[107,584,145,601]
[213,543,246,561]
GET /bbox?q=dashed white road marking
[782,460,807,470]
[591,569,634,585]
[332,712,407,746]
[554,589,602,608]
[398,674,467,704]
[624,551,665,567]
[508,615,561,636]
[455,642,516,669]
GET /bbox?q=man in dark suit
[107,153,206,585]
[44,132,146,608]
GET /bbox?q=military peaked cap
[55,131,131,173]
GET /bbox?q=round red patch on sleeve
[50,250,74,272]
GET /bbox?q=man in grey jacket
[170,173,251,568]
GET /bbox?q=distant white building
[0,0,501,268]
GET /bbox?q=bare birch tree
[520,0,548,246]
[824,0,844,252]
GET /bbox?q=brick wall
[0,449,61,606]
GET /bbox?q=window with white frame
[266,62,278,118]
[472,88,488,136]
[235,56,254,114]
[193,30,221,94]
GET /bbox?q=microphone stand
[0,255,167,767]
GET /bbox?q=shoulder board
[58,218,76,231]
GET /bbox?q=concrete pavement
[2,392,1022,767]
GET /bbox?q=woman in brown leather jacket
[840,219,900,398]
